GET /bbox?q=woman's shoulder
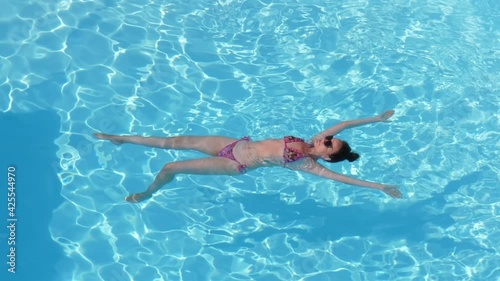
[310,132,328,142]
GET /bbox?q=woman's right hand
[125,192,152,203]
[378,110,395,122]
[380,185,402,198]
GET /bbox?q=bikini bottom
[217,136,251,173]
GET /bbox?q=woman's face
[314,137,342,159]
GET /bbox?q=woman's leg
[93,133,238,156]
[126,157,241,203]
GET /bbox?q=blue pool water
[1,0,499,280]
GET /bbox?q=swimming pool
[1,0,498,280]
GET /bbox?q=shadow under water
[209,170,488,255]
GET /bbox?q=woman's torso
[232,137,312,169]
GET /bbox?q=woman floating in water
[94,110,401,202]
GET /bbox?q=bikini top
[283,136,306,165]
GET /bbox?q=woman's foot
[93,133,124,145]
[125,192,152,203]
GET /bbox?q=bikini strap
[284,136,304,144]
[283,136,304,166]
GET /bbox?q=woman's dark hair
[325,140,360,163]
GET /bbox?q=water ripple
[1,0,498,280]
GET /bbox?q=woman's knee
[160,163,177,175]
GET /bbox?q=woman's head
[322,136,360,163]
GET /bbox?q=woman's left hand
[380,185,402,198]
[378,110,395,122]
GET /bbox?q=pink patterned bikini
[283,136,306,165]
[217,136,307,173]
[217,136,252,173]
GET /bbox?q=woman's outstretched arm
[313,109,395,140]
[301,162,402,198]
